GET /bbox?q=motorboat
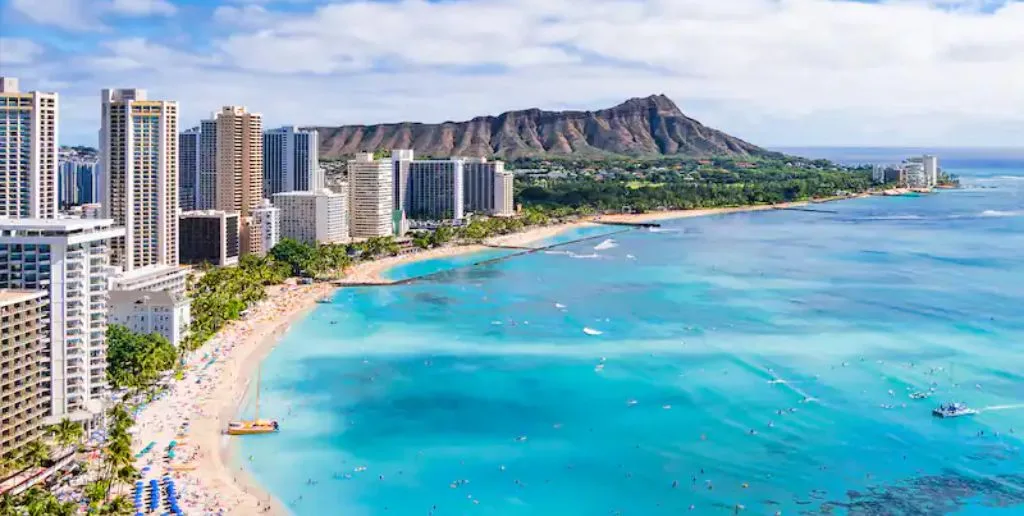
[909,391,930,400]
[932,402,977,418]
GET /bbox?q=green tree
[47,418,84,452]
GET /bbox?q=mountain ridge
[313,95,775,159]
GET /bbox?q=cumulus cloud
[5,0,1024,147]
[105,0,178,17]
[0,38,44,65]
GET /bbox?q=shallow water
[241,162,1024,515]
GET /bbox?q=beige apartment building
[99,88,179,272]
[347,153,394,238]
[213,106,263,254]
[0,290,50,459]
[0,77,58,219]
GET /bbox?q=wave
[569,253,600,259]
[593,239,618,251]
[861,215,925,221]
[980,209,1024,217]
[647,227,678,233]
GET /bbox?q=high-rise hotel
[0,77,58,219]
[213,106,263,254]
[99,88,179,273]
[347,153,394,238]
[263,126,321,196]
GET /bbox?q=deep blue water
[241,154,1024,515]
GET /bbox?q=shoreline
[139,194,870,513]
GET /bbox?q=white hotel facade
[0,219,124,427]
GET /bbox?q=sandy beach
[129,196,865,514]
[131,282,333,516]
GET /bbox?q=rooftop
[108,289,187,307]
[0,289,46,306]
[180,210,238,218]
[113,264,189,283]
[0,217,116,231]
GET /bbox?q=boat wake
[980,209,1024,218]
[583,327,604,336]
[594,239,618,250]
[978,403,1024,413]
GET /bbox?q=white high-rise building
[263,126,320,196]
[0,219,124,427]
[923,155,939,187]
[494,169,514,217]
[0,77,59,219]
[391,149,415,213]
[273,187,348,245]
[347,153,393,238]
[252,199,280,255]
[99,88,179,273]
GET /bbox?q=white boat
[932,402,977,418]
[909,391,930,400]
[583,327,603,336]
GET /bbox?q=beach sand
[131,197,865,514]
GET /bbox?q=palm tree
[100,496,134,515]
[47,418,84,451]
[19,440,50,468]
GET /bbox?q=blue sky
[1,0,1022,147]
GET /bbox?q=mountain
[313,95,773,160]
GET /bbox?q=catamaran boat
[227,367,280,435]
[932,402,977,418]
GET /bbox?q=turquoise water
[241,162,1024,515]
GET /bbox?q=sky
[0,0,1022,148]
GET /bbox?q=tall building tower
[58,158,100,207]
[0,219,124,427]
[213,106,263,254]
[391,149,415,212]
[0,77,58,219]
[922,155,939,187]
[178,127,200,211]
[407,159,465,222]
[347,153,394,238]
[462,158,513,216]
[263,126,319,196]
[197,119,218,209]
[99,88,179,272]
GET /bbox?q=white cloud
[8,0,1024,147]
[8,0,103,31]
[105,0,177,16]
[0,38,44,65]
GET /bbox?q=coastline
[141,195,870,514]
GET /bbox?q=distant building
[871,165,886,184]
[251,199,280,255]
[108,290,191,348]
[923,155,939,187]
[179,210,240,266]
[0,77,59,219]
[904,162,928,188]
[462,158,513,216]
[99,88,179,273]
[0,218,124,427]
[407,160,465,222]
[58,158,99,207]
[196,119,218,210]
[391,149,416,212]
[273,188,348,245]
[81,203,102,219]
[263,126,320,196]
[0,289,49,458]
[347,153,393,238]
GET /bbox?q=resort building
[904,162,928,188]
[99,88,179,273]
[179,210,239,267]
[58,158,99,208]
[923,155,939,187]
[406,160,465,222]
[108,290,191,348]
[0,77,59,219]
[0,218,124,427]
[263,126,321,196]
[273,187,348,245]
[108,264,189,297]
[0,289,49,459]
[462,157,514,216]
[347,153,393,238]
[251,199,280,255]
[213,106,263,255]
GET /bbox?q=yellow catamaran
[227,367,279,435]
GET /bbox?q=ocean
[239,149,1024,515]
